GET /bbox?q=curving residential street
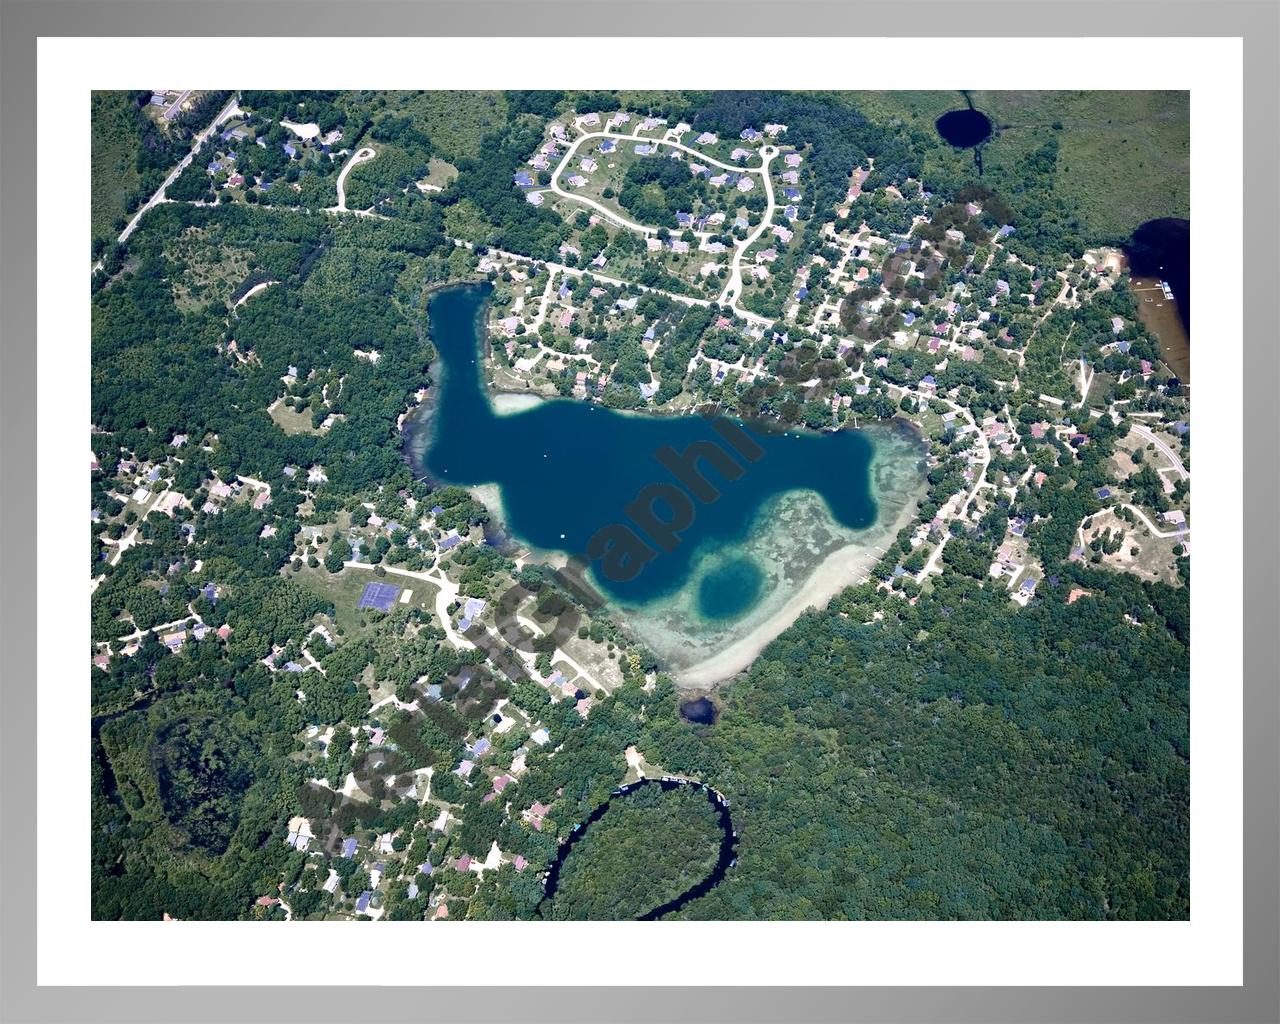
[546,128,779,325]
[331,147,377,212]
[1116,502,1189,539]
[717,144,777,323]
[1130,422,1189,481]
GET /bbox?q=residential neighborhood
[90,88,1192,926]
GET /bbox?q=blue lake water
[407,283,886,612]
[697,555,766,621]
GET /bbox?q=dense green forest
[91,90,234,256]
[89,88,1189,922]
[543,784,724,920]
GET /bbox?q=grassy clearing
[422,157,458,189]
[561,638,626,692]
[268,398,326,436]
[1082,507,1183,585]
[290,562,439,637]
[165,230,252,312]
[91,92,151,245]
[847,90,1188,241]
[358,90,509,163]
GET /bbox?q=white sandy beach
[670,485,923,689]
[490,391,544,415]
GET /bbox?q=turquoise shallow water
[407,283,884,610]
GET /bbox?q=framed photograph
[2,3,1276,1021]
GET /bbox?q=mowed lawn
[289,562,440,637]
[269,398,326,436]
[848,90,1189,240]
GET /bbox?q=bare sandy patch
[280,119,320,140]
[490,391,545,415]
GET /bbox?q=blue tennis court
[358,581,402,612]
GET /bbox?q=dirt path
[234,280,277,308]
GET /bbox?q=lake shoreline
[1130,274,1191,385]
[404,282,928,686]
[669,473,923,689]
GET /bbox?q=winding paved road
[549,129,772,230]
[1115,502,1189,539]
[717,145,777,324]
[331,147,377,212]
[547,130,779,326]
[1130,423,1188,481]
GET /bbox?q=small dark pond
[936,108,992,148]
[538,777,737,920]
[679,696,718,725]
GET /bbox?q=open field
[164,231,252,312]
[289,563,439,637]
[1081,507,1184,585]
[422,157,458,189]
[849,90,1188,241]
[268,398,327,436]
[351,89,509,163]
[91,92,153,245]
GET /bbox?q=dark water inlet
[1125,218,1191,385]
[538,777,737,920]
[1126,218,1190,337]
